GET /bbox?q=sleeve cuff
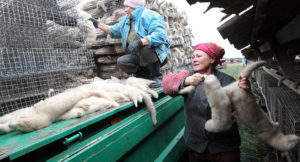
[179,76,188,90]
[145,36,152,48]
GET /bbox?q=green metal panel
[121,107,185,162]
[0,101,133,161]
[0,89,164,161]
[154,128,185,162]
[47,95,184,162]
[0,89,186,161]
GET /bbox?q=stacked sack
[55,0,194,78]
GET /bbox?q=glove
[127,39,143,54]
[88,18,99,28]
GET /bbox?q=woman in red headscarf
[162,42,249,162]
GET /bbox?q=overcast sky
[166,0,243,58]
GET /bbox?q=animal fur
[223,61,300,151]
[179,61,300,151]
[0,81,117,133]
[58,96,114,120]
[0,77,158,134]
[91,77,158,125]
[202,74,233,133]
[0,107,35,134]
[99,76,158,125]
[125,77,159,99]
[76,1,97,48]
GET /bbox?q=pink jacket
[161,70,191,97]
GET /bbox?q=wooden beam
[276,14,300,44]
[263,67,300,95]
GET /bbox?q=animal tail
[140,92,157,125]
[265,132,300,152]
[239,60,266,78]
[92,87,120,107]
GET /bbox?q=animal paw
[59,108,85,120]
[0,124,14,134]
[283,135,300,151]
[204,75,218,85]
[205,120,218,133]
[9,114,51,132]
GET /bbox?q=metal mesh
[0,48,94,77]
[285,100,300,134]
[0,0,96,116]
[268,87,300,132]
[0,71,89,116]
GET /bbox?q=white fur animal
[0,77,158,134]
[58,96,114,120]
[0,107,35,134]
[202,61,268,133]
[202,74,233,133]
[98,77,159,125]
[179,61,300,151]
[125,85,157,125]
[222,61,300,151]
[0,81,117,134]
[125,77,159,99]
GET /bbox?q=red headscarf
[193,42,225,66]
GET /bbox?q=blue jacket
[110,6,170,63]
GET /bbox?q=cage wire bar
[0,0,95,116]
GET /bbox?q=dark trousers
[117,46,158,74]
[188,148,240,162]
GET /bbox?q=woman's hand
[184,73,205,86]
[238,76,250,91]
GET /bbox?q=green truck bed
[0,89,186,162]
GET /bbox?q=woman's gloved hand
[88,18,99,28]
[127,39,143,54]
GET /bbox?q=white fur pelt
[223,61,300,151]
[0,77,158,134]
[202,74,233,133]
[203,62,268,133]
[58,96,114,120]
[99,76,159,125]
[0,107,35,134]
[179,61,300,151]
[0,82,115,134]
[76,1,97,48]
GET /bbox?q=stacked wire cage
[0,0,95,116]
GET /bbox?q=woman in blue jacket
[89,0,170,88]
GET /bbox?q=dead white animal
[0,76,158,134]
[223,61,300,151]
[124,85,157,125]
[179,61,300,151]
[58,96,114,120]
[101,76,158,125]
[125,77,159,125]
[202,74,233,133]
[0,107,35,134]
[188,63,263,132]
[125,77,159,99]
[0,81,118,133]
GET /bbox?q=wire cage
[0,0,96,116]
